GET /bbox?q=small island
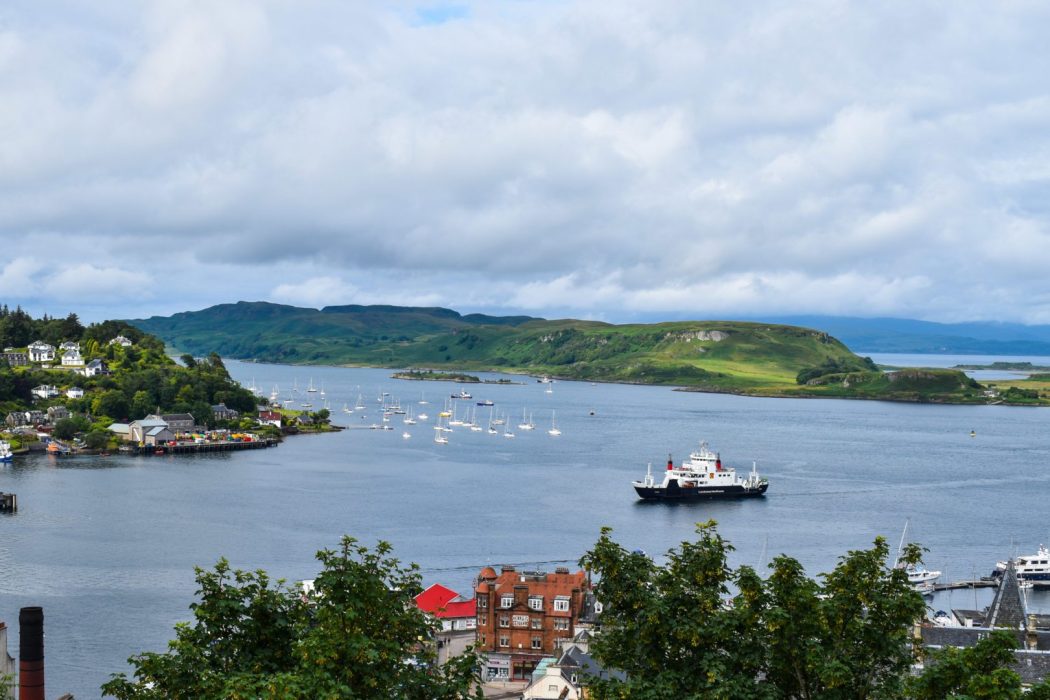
[391,369,522,385]
[952,361,1050,371]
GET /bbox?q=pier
[0,492,16,513]
[131,438,280,455]
[931,579,998,592]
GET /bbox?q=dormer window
[500,595,513,608]
[528,595,544,611]
[553,597,570,612]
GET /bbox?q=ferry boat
[452,389,473,400]
[992,545,1050,587]
[632,441,768,501]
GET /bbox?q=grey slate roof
[987,559,1026,629]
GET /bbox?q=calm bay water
[2,358,1050,697]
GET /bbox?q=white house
[109,335,133,347]
[59,341,79,351]
[80,359,109,377]
[31,385,60,400]
[66,387,84,399]
[61,348,83,367]
[28,341,55,363]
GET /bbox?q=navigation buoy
[970,430,976,438]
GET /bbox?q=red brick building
[474,565,590,681]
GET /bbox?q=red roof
[414,583,476,619]
[437,599,476,619]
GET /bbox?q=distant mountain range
[755,316,1050,356]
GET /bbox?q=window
[512,614,529,628]
[531,617,543,629]
[553,618,569,631]
[553,598,570,612]
[499,636,510,648]
[467,618,477,629]
[531,637,543,649]
[548,685,559,693]
[478,596,488,609]
[499,615,509,628]
[479,634,486,645]
[528,596,543,611]
[478,614,487,625]
[500,595,513,608]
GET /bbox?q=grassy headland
[130,302,1050,405]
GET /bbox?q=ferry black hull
[634,482,768,501]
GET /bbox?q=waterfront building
[474,566,591,681]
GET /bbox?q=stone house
[47,406,70,423]
[212,403,239,421]
[1,351,27,367]
[146,413,195,434]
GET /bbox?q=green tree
[85,430,110,450]
[580,522,772,699]
[580,523,928,700]
[101,537,482,699]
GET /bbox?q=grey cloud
[1,1,1049,322]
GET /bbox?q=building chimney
[19,607,44,700]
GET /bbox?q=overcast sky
[2,1,1050,324]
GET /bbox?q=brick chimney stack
[18,607,44,700]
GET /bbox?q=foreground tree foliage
[581,522,1050,699]
[101,537,482,700]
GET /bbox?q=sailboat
[433,417,449,444]
[307,378,318,393]
[545,381,553,395]
[419,392,428,405]
[403,410,417,425]
[487,407,498,435]
[503,421,515,438]
[518,408,535,431]
[343,402,352,414]
[548,410,561,436]
[320,383,326,398]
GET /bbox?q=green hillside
[129,302,1043,404]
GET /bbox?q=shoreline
[222,358,1049,407]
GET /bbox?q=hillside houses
[80,359,109,377]
[27,341,55,363]
[109,335,133,347]
[31,385,60,400]
[1,350,27,367]
[60,346,83,367]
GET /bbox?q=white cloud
[2,1,1050,323]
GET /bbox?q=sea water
[2,358,1049,697]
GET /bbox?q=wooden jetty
[931,579,998,592]
[0,492,16,513]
